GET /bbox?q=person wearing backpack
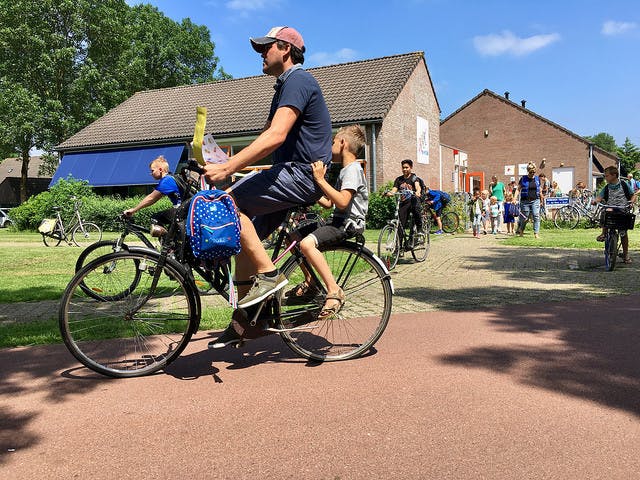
[423,187,450,234]
[123,155,183,233]
[385,159,424,233]
[594,165,637,263]
[204,26,333,349]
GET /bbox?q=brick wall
[374,59,441,191]
[440,92,617,189]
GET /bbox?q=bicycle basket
[601,210,635,230]
[38,218,57,233]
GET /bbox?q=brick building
[440,89,618,194]
[52,52,454,195]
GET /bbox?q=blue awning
[50,144,185,187]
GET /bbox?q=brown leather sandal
[318,289,345,319]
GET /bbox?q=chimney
[504,91,510,100]
[521,99,527,108]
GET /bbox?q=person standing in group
[468,187,483,238]
[489,175,505,232]
[203,25,333,349]
[488,196,500,234]
[516,162,542,239]
[386,159,424,233]
[538,173,550,218]
[502,192,517,234]
[480,189,490,235]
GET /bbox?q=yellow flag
[192,106,207,165]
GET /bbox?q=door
[552,167,574,196]
[466,172,484,192]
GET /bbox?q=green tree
[0,0,227,203]
[617,137,640,175]
[585,132,617,154]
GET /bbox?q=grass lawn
[1,224,637,348]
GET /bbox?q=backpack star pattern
[187,190,242,260]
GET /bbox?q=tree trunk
[20,150,30,204]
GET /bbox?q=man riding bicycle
[203,26,333,348]
[386,159,424,233]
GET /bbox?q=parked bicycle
[553,197,603,229]
[423,204,460,234]
[599,203,635,271]
[39,197,102,247]
[377,191,429,270]
[262,207,326,249]
[59,161,393,377]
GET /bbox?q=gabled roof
[441,89,618,161]
[0,156,49,180]
[58,52,433,152]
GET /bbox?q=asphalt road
[1,234,640,479]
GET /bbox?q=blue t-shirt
[426,190,444,212]
[155,175,181,206]
[269,66,332,166]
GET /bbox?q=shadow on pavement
[439,295,640,417]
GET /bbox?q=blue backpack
[187,190,241,261]
[440,191,451,206]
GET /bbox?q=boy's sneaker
[238,271,288,308]
[208,324,241,349]
[434,230,444,235]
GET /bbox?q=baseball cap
[250,26,305,53]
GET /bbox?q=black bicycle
[59,161,393,377]
[377,191,429,270]
[599,203,635,271]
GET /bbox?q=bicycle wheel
[410,224,429,262]
[377,224,400,270]
[42,229,63,247]
[59,251,199,377]
[278,242,392,361]
[554,206,579,229]
[75,241,145,301]
[72,223,102,248]
[441,212,459,233]
[605,230,618,271]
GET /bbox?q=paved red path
[2,295,640,479]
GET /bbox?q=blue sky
[129,0,639,147]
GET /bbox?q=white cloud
[602,20,638,36]
[473,30,561,57]
[308,48,358,66]
[224,0,276,11]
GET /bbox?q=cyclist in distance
[203,26,333,349]
[386,159,424,233]
[593,165,637,264]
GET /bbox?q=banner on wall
[504,165,515,175]
[518,163,528,175]
[416,116,429,164]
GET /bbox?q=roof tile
[57,52,426,150]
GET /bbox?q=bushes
[366,182,395,229]
[10,178,171,232]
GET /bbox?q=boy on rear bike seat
[123,155,183,235]
[285,124,368,318]
[594,165,637,264]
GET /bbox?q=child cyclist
[123,155,182,230]
[286,124,368,318]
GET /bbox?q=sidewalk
[1,232,638,323]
